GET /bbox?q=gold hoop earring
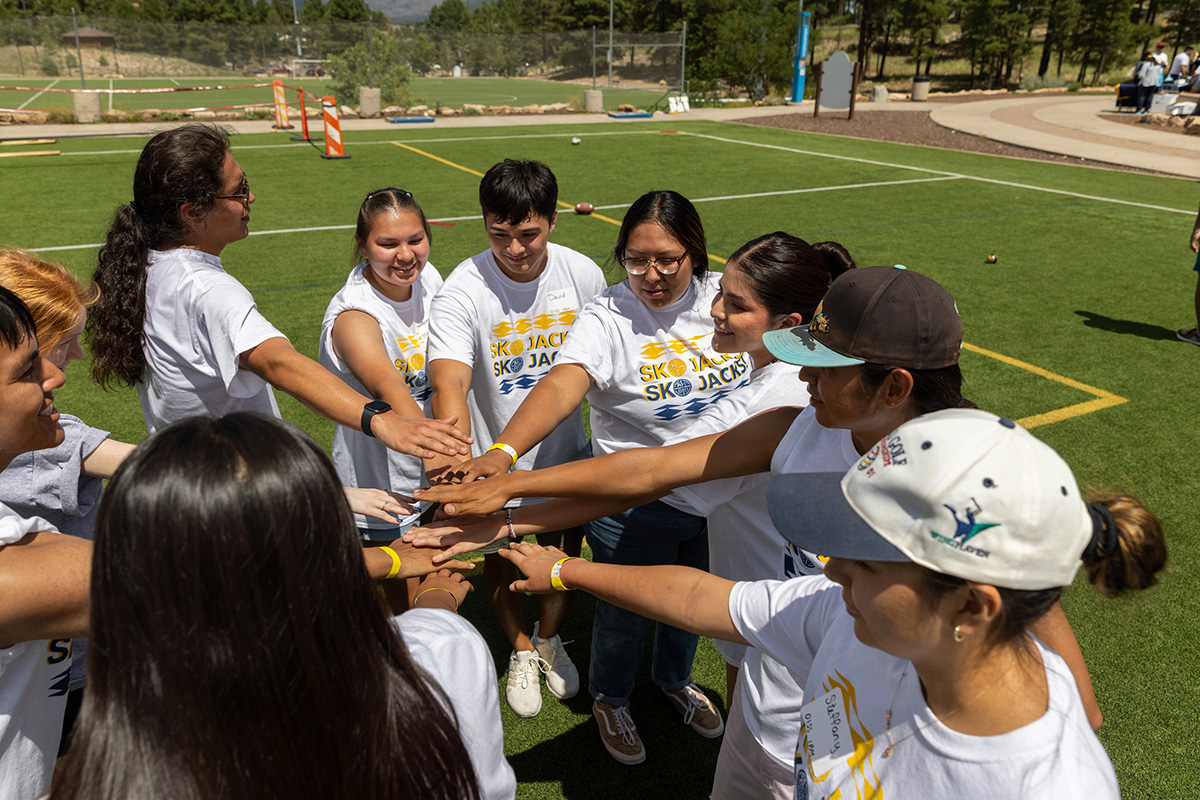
[953,625,965,643]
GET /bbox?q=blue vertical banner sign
[791,11,812,102]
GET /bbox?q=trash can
[584,89,603,113]
[911,75,931,102]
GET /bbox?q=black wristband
[361,400,391,437]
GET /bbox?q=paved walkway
[6,92,1198,178]
[929,94,1200,178]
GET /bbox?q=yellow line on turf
[391,141,727,265]
[390,141,485,177]
[961,342,1127,429]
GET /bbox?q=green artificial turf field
[0,119,1195,799]
[0,76,663,113]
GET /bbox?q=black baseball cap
[762,265,962,369]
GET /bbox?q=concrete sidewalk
[929,94,1200,178]
[1,103,815,141]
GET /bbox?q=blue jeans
[585,499,709,705]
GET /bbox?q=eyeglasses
[620,253,686,276]
[216,177,251,207]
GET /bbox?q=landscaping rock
[463,103,486,114]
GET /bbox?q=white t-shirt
[138,248,284,432]
[730,576,1119,800]
[1171,51,1191,77]
[721,406,859,767]
[0,504,70,800]
[427,243,606,504]
[320,264,444,530]
[555,273,753,455]
[661,360,802,664]
[1152,51,1169,68]
[394,609,516,800]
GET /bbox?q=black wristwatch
[360,400,391,437]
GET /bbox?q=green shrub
[1067,81,1082,92]
[40,53,59,76]
[329,30,412,108]
[98,54,109,67]
[1019,74,1067,91]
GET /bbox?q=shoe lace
[511,653,550,689]
[676,686,708,726]
[611,704,638,746]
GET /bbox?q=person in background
[1152,41,1170,70]
[1135,51,1163,114]
[1179,199,1200,346]
[1169,45,1193,81]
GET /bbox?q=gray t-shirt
[0,413,109,690]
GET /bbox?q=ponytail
[88,124,231,388]
[1081,494,1166,597]
[90,203,153,387]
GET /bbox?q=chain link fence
[0,16,683,86]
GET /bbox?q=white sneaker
[532,621,580,699]
[505,650,548,718]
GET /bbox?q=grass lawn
[0,76,666,114]
[0,119,1195,799]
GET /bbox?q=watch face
[366,400,391,413]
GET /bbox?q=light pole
[607,0,613,87]
[292,0,302,57]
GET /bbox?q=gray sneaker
[662,683,725,738]
[593,700,646,765]
[532,621,580,699]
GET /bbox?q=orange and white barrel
[271,80,292,130]
[320,96,350,159]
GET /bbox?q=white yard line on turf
[29,213,488,252]
[678,131,1194,215]
[57,131,669,158]
[17,79,60,111]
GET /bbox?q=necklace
[881,665,999,758]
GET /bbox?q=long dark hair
[612,190,708,278]
[53,414,482,800]
[88,124,230,388]
[728,233,855,323]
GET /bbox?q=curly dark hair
[88,124,230,387]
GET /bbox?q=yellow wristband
[378,546,402,580]
[414,586,459,609]
[487,442,519,469]
[550,557,577,592]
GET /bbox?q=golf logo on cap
[930,499,997,558]
[855,432,908,474]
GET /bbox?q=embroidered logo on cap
[929,499,997,558]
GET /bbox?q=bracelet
[487,442,519,469]
[378,546,403,580]
[414,586,460,609]
[505,508,519,542]
[550,557,577,592]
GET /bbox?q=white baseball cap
[766,408,1093,590]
